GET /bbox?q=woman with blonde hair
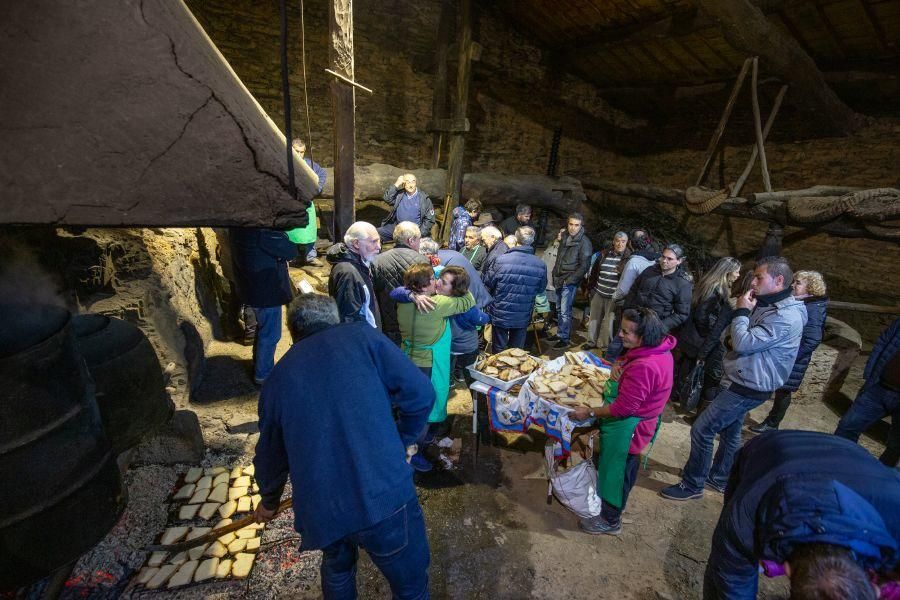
[751,270,829,432]
[675,257,742,412]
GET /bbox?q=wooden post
[329,0,356,241]
[442,0,473,242]
[695,58,752,187]
[732,84,787,197]
[749,57,773,193]
[430,0,452,169]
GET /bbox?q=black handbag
[678,360,706,411]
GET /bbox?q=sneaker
[410,453,433,473]
[304,257,324,268]
[578,514,621,536]
[436,437,454,449]
[660,482,704,501]
[545,333,560,342]
[749,421,777,434]
[552,339,570,349]
[705,479,726,494]
[581,342,595,351]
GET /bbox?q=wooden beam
[696,57,752,187]
[673,36,715,73]
[732,84,787,197]
[695,0,864,134]
[442,0,474,241]
[856,0,894,55]
[774,11,817,59]
[583,180,897,241]
[750,57,773,192]
[426,118,471,133]
[329,0,356,240]
[430,0,453,169]
[812,0,848,60]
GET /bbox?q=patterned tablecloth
[470,351,612,455]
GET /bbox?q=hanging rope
[279,0,296,198]
[299,0,314,164]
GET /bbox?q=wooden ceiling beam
[672,36,715,74]
[774,11,818,60]
[811,0,848,60]
[855,0,897,56]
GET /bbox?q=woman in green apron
[571,308,676,535]
[394,264,475,471]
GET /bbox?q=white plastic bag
[544,440,602,518]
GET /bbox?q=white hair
[480,226,502,241]
[516,226,536,246]
[418,237,440,256]
[393,221,421,246]
[343,221,376,246]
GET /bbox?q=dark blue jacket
[230,227,297,308]
[480,240,509,284]
[439,249,494,353]
[705,430,900,600]
[483,246,547,329]
[780,296,828,392]
[254,322,433,551]
[865,317,900,385]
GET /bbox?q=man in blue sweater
[253,294,434,599]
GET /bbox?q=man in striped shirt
[583,231,629,350]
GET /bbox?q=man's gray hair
[757,255,793,285]
[465,225,480,237]
[418,237,440,256]
[480,226,502,241]
[516,226,536,247]
[287,293,339,338]
[614,231,628,240]
[393,221,421,246]
[343,221,376,247]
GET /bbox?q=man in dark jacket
[230,227,297,385]
[703,430,899,600]
[372,222,429,344]
[499,203,533,237]
[253,294,433,599]
[835,317,900,466]
[550,213,593,349]
[607,243,692,360]
[378,173,436,241]
[479,226,508,282]
[327,221,382,330]
[483,226,547,352]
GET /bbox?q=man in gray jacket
[662,256,807,501]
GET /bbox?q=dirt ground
[44,262,890,600]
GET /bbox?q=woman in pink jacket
[572,308,675,535]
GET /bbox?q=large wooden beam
[695,0,864,134]
[583,180,898,241]
[429,0,453,169]
[328,0,356,240]
[442,0,474,241]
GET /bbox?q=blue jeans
[835,383,900,467]
[682,387,765,492]
[252,306,282,383]
[320,499,430,600]
[556,284,577,342]
[492,326,526,353]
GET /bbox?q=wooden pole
[430,0,453,169]
[732,84,787,197]
[329,0,356,241]
[442,0,473,242]
[695,57,752,187]
[750,57,773,193]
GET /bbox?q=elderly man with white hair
[378,173,436,241]
[479,225,508,283]
[326,221,383,329]
[373,222,430,344]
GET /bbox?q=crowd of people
[220,166,899,600]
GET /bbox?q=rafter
[812,0,848,60]
[774,11,817,60]
[855,0,897,56]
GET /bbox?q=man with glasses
[327,221,383,329]
[379,173,436,241]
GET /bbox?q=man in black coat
[479,226,508,283]
[230,227,298,385]
[607,243,692,360]
[378,174,436,241]
[327,221,383,330]
[372,222,429,344]
[499,203,533,237]
[549,213,593,349]
[704,430,899,600]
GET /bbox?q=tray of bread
[132,464,265,591]
[526,353,611,408]
[468,348,542,391]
